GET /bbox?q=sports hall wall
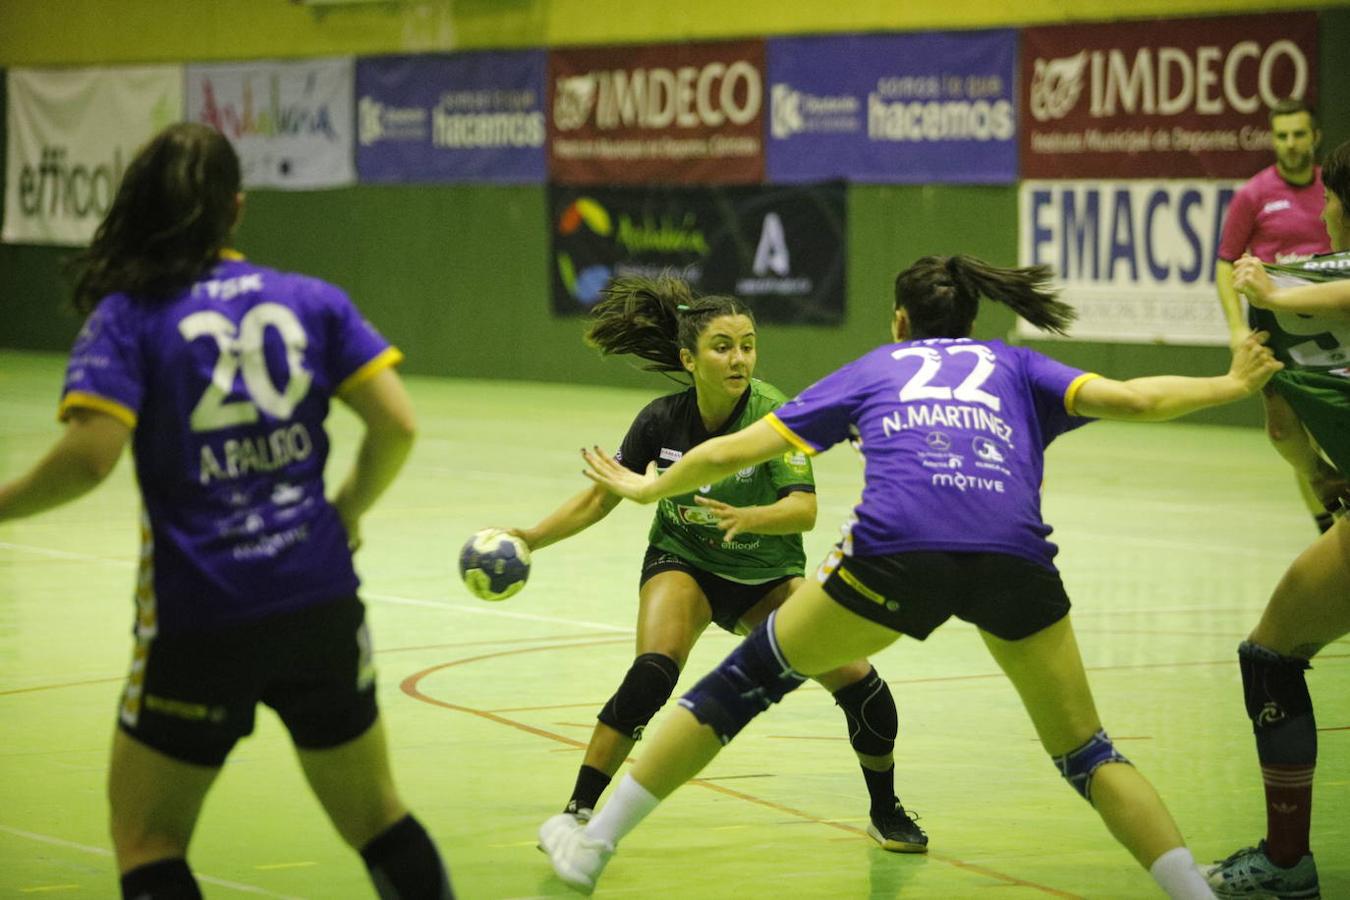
[1,0,1347,427]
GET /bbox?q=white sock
[1149,847,1216,899]
[583,773,660,848]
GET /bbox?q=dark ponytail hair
[1323,139,1350,222]
[894,255,1075,338]
[584,273,754,378]
[69,123,242,314]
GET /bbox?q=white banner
[3,66,183,246]
[186,58,355,190]
[1017,180,1243,345]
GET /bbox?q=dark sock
[120,858,201,900]
[1262,764,1315,866]
[862,765,898,818]
[568,764,612,813]
[360,815,454,900]
[1314,511,1334,533]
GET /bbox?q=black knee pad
[1239,641,1313,731]
[598,652,680,740]
[678,615,806,745]
[832,667,898,757]
[120,858,202,899]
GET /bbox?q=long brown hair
[69,123,241,314]
[894,255,1075,338]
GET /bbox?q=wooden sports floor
[1,349,1346,899]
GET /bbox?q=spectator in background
[1216,98,1334,533]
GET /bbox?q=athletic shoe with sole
[1206,842,1320,899]
[538,812,614,895]
[867,801,929,853]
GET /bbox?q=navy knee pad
[1239,641,1317,765]
[677,614,806,745]
[598,652,680,740]
[832,667,898,757]
[1053,729,1131,805]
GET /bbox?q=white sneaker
[538,812,615,895]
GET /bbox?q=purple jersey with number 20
[59,256,402,636]
[767,338,1097,570]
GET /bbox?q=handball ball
[459,528,531,601]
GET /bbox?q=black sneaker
[867,801,928,853]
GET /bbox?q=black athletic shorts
[117,595,378,767]
[820,550,1071,641]
[640,546,795,634]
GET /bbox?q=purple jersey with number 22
[768,338,1097,570]
[59,256,402,636]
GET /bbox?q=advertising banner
[548,40,766,185]
[187,57,355,189]
[1021,13,1317,179]
[550,182,845,325]
[767,31,1017,184]
[1018,179,1240,345]
[4,66,182,246]
[356,51,546,183]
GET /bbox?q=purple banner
[766,31,1017,184]
[356,51,546,183]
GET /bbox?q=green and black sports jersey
[616,378,814,583]
[1255,250,1350,473]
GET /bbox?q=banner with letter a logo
[1021,13,1317,179]
[187,58,355,189]
[4,66,183,246]
[550,182,845,324]
[1017,180,1241,345]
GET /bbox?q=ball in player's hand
[459,529,531,601]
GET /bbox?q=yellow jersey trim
[337,347,405,396]
[1064,373,1102,417]
[219,248,245,261]
[838,566,887,606]
[58,392,137,428]
[765,413,817,456]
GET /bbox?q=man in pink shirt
[1217,99,1335,532]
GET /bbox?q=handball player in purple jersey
[541,254,1282,898]
[0,124,452,899]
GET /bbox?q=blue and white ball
[459,529,531,601]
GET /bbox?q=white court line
[0,825,305,898]
[0,541,632,635]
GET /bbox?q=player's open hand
[694,495,757,541]
[1233,254,1277,308]
[582,446,657,503]
[1229,330,1283,393]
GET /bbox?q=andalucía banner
[3,66,183,246]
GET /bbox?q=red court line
[399,640,1081,898]
[0,676,124,697]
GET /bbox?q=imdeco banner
[187,58,355,189]
[3,66,182,246]
[550,182,845,325]
[1017,179,1241,345]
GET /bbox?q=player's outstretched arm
[584,419,791,504]
[0,408,130,522]
[333,367,416,548]
[1073,331,1282,423]
[511,484,622,552]
[1235,254,1350,317]
[1215,259,1254,348]
[693,490,816,541]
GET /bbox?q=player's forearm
[0,455,106,521]
[1215,261,1250,342]
[1257,280,1350,317]
[739,492,816,535]
[333,427,414,525]
[1108,375,1251,422]
[519,486,617,550]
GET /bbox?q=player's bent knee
[598,652,681,740]
[677,614,806,745]
[1239,641,1313,731]
[832,667,898,757]
[1052,729,1130,805]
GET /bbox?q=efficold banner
[187,58,355,189]
[549,40,766,185]
[4,66,182,246]
[550,182,845,324]
[767,31,1016,184]
[356,51,546,183]
[1021,13,1317,179]
[1018,180,1241,345]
